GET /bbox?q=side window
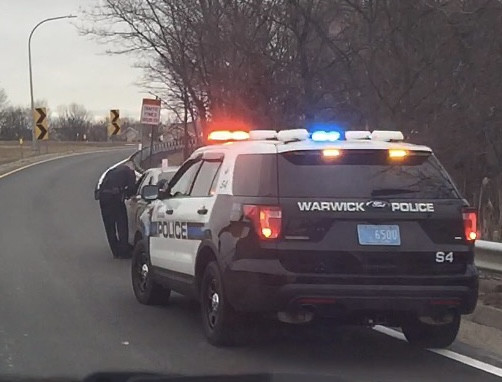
[209,165,222,196]
[190,160,222,197]
[169,160,202,197]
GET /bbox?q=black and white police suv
[132,128,478,348]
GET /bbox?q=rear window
[278,150,459,199]
[233,154,277,196]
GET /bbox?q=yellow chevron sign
[33,107,48,140]
[108,109,121,136]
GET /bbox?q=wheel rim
[206,277,220,329]
[135,251,149,293]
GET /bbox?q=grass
[0,141,135,166]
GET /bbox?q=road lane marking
[374,325,502,377]
[0,148,132,180]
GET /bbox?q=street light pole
[29,15,76,150]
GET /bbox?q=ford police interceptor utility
[131,128,478,348]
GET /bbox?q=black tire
[200,261,242,346]
[402,312,460,348]
[131,240,171,305]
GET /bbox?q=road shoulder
[0,148,132,178]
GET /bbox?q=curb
[0,147,133,180]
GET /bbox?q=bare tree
[54,103,93,141]
[0,88,7,111]
[82,0,502,236]
[0,106,31,141]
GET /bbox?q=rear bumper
[224,260,478,316]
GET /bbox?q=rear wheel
[131,240,171,305]
[402,312,460,348]
[200,261,242,346]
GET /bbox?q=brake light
[243,205,282,240]
[388,149,408,159]
[322,148,341,158]
[462,208,477,242]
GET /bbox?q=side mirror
[141,185,159,201]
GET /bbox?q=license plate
[357,225,401,246]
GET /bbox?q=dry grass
[0,141,135,166]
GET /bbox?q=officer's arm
[124,169,136,198]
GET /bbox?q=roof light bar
[311,131,341,142]
[208,130,249,142]
[249,130,277,140]
[231,131,250,141]
[277,129,309,143]
[346,131,371,141]
[371,130,404,142]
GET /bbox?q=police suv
[132,128,478,348]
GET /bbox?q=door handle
[197,207,208,215]
[166,209,174,215]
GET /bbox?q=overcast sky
[0,0,149,119]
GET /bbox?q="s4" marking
[436,251,454,263]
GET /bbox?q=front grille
[278,251,469,276]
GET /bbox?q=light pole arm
[28,15,76,149]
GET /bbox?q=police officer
[96,160,136,258]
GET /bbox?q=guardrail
[130,138,198,172]
[475,240,502,273]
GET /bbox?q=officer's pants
[99,195,129,258]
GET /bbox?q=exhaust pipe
[277,308,315,324]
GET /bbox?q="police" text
[158,221,188,239]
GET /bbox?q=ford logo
[365,200,390,209]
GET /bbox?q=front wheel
[131,240,171,305]
[200,261,242,346]
[402,312,460,348]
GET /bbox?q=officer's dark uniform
[97,163,136,258]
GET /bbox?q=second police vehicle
[125,166,179,248]
[132,127,478,347]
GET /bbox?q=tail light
[462,208,477,242]
[243,205,282,240]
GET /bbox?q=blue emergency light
[309,123,344,142]
[311,130,341,142]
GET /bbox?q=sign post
[19,137,24,159]
[140,98,162,167]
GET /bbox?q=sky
[0,0,150,120]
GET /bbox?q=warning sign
[140,98,161,125]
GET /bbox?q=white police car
[125,166,179,247]
[131,128,478,347]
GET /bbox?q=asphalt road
[0,150,500,381]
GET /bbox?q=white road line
[374,325,407,340]
[0,148,131,180]
[374,325,502,377]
